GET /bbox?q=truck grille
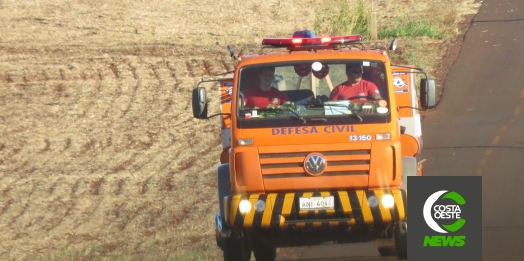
[260,149,371,179]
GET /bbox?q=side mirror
[420,78,437,109]
[389,38,397,51]
[227,45,235,58]
[192,87,208,119]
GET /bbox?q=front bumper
[224,189,407,228]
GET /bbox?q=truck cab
[192,31,436,261]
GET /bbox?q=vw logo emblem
[304,153,327,176]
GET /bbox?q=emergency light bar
[262,35,362,47]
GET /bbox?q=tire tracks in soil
[0,47,234,259]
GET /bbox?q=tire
[377,245,396,256]
[395,221,408,260]
[253,240,276,261]
[223,236,251,261]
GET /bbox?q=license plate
[299,196,335,210]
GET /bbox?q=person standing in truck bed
[242,66,289,108]
[330,62,382,102]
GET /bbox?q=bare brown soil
[0,0,480,260]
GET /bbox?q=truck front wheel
[395,221,408,260]
[223,235,251,261]
[252,240,276,261]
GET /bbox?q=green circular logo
[423,190,466,233]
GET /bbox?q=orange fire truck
[192,30,436,261]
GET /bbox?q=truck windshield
[236,60,391,128]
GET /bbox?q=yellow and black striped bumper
[224,189,406,228]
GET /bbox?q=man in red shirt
[329,63,382,102]
[243,66,289,108]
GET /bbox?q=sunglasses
[348,70,362,74]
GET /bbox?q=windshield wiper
[347,107,363,122]
[242,107,307,124]
[283,108,307,124]
[323,103,363,122]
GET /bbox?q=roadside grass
[378,15,447,40]
[389,39,442,72]
[381,7,457,76]
[314,0,370,38]
[314,0,460,77]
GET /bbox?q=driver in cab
[243,66,289,108]
[329,63,382,102]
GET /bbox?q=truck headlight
[239,200,252,214]
[381,194,395,208]
[254,200,266,213]
[238,138,254,146]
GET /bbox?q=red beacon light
[262,30,362,48]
